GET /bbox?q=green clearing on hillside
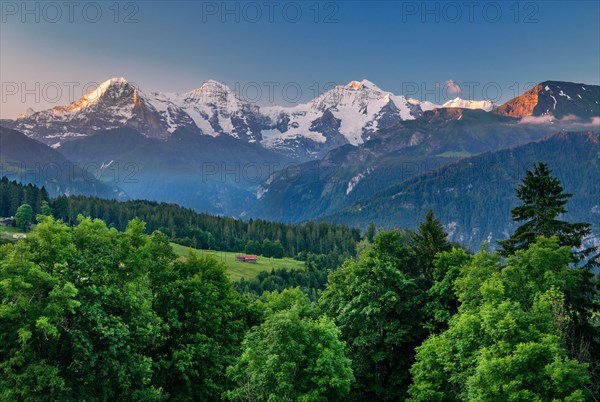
[1,225,25,235]
[170,243,305,281]
[0,224,32,237]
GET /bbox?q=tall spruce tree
[499,163,594,263]
[412,210,452,282]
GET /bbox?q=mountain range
[1,77,598,246]
[2,77,499,160]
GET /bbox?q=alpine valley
[1,78,599,246]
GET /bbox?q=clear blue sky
[1,1,599,118]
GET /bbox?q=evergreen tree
[411,210,452,281]
[365,223,377,242]
[499,163,593,262]
[40,201,53,217]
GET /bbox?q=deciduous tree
[226,289,353,401]
[15,203,33,230]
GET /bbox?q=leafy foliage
[0,216,254,400]
[151,252,256,400]
[1,164,598,400]
[226,289,353,401]
[14,204,33,230]
[422,248,472,333]
[409,238,592,401]
[319,230,428,400]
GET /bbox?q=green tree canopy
[409,237,591,401]
[0,216,254,401]
[422,248,472,333]
[319,231,427,400]
[411,209,452,282]
[226,289,353,401]
[14,203,33,230]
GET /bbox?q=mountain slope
[0,126,123,198]
[327,131,600,249]
[57,127,291,215]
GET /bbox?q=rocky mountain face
[492,81,600,119]
[3,78,195,145]
[261,79,423,158]
[146,80,269,143]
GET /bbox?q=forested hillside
[1,179,360,264]
[0,177,49,217]
[329,131,600,249]
[49,195,361,258]
[248,108,553,222]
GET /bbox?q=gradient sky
[1,0,599,118]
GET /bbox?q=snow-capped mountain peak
[87,76,131,99]
[51,77,138,115]
[346,79,381,90]
[4,77,184,143]
[183,80,234,102]
[261,79,423,154]
[442,97,494,111]
[147,79,266,141]
[2,75,534,161]
[201,79,231,90]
